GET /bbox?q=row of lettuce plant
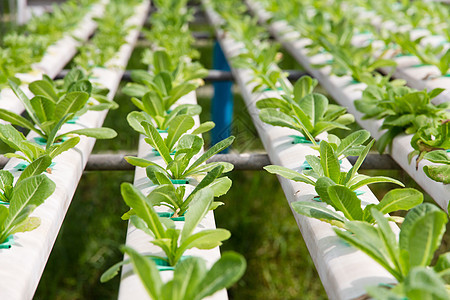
[255,0,450,185]
[74,0,141,71]
[97,1,247,298]
[0,0,150,250]
[352,0,450,77]
[209,0,450,298]
[0,0,101,90]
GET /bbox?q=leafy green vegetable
[392,32,450,76]
[422,150,450,184]
[264,137,403,193]
[335,203,448,282]
[117,247,246,300]
[123,72,201,130]
[123,165,230,218]
[102,183,230,275]
[292,187,422,226]
[355,82,450,153]
[232,42,287,92]
[0,155,53,203]
[0,124,80,165]
[127,113,214,154]
[409,120,450,168]
[125,129,234,180]
[3,76,116,149]
[367,266,449,300]
[0,173,56,244]
[257,77,354,143]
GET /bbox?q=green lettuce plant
[122,165,231,218]
[122,69,202,130]
[257,76,354,144]
[55,68,118,111]
[231,43,287,92]
[0,124,79,167]
[313,34,396,83]
[127,113,214,154]
[265,132,403,190]
[422,150,450,184]
[113,247,246,300]
[0,79,117,149]
[292,187,422,227]
[140,50,208,86]
[355,83,450,153]
[336,203,450,298]
[125,124,234,181]
[409,120,450,167]
[0,172,56,245]
[0,155,53,203]
[101,183,230,275]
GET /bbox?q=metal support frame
[0,153,399,171]
[138,31,213,40]
[211,41,234,151]
[55,69,309,82]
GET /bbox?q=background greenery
[34,7,448,300]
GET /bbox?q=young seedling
[257,77,354,144]
[232,42,287,92]
[355,82,450,153]
[336,204,450,299]
[0,155,53,203]
[291,187,422,227]
[112,247,246,300]
[55,68,118,111]
[122,53,204,130]
[409,120,450,168]
[0,124,79,169]
[127,114,214,154]
[123,165,231,219]
[101,183,230,277]
[422,150,450,184]
[392,32,450,77]
[140,50,208,86]
[264,138,404,195]
[125,125,234,181]
[0,171,56,245]
[1,78,117,149]
[123,67,203,131]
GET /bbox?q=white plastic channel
[0,2,148,299]
[204,2,399,299]
[245,0,450,211]
[0,0,109,117]
[117,91,227,300]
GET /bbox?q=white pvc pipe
[16,0,27,24]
